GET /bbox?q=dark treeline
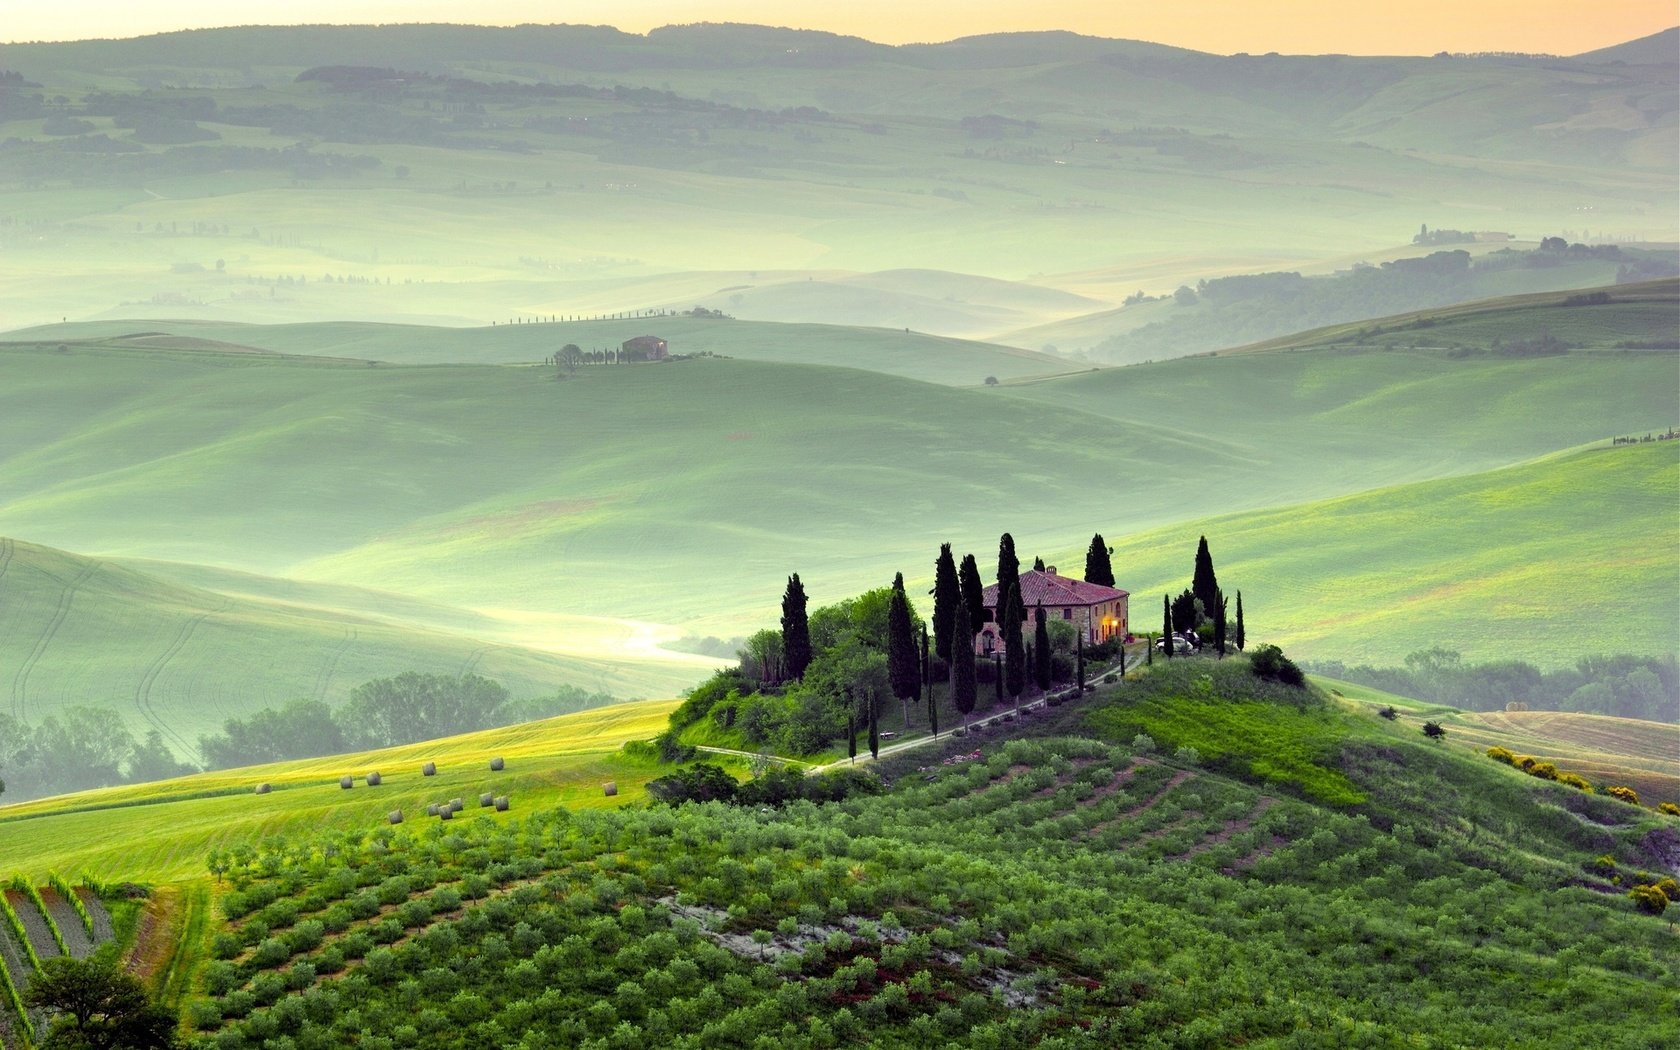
[198,673,616,770]
[1306,649,1679,722]
[0,673,615,803]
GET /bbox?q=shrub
[1421,722,1446,739]
[1248,645,1305,687]
[1588,855,1618,876]
[1486,746,1516,765]
[1378,706,1398,721]
[1628,884,1669,915]
[1172,746,1200,766]
[1556,772,1592,792]
[1660,802,1680,817]
[1607,786,1641,806]
[1131,733,1156,755]
[1527,762,1557,780]
[1655,878,1680,903]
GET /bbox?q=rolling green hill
[0,536,706,756]
[4,315,1070,385]
[1088,441,1679,666]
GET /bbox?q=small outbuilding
[620,335,668,361]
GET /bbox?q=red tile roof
[981,569,1128,609]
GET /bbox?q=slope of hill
[0,537,701,756]
[0,700,682,884]
[5,659,1675,1048]
[1084,441,1679,666]
[3,316,1070,385]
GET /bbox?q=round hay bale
[448,798,463,812]
[440,808,453,820]
[366,772,382,786]
[340,775,353,790]
[388,810,403,825]
[426,803,440,816]
[602,782,618,797]
[489,757,505,771]
[479,793,494,807]
[254,783,272,795]
[494,796,509,812]
[421,762,437,777]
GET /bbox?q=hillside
[3,315,1070,385]
[2,342,1673,649]
[4,658,1675,1048]
[0,536,703,756]
[0,25,1672,331]
[1074,441,1679,666]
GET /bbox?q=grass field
[0,700,684,885]
[4,315,1073,386]
[0,536,707,750]
[1084,441,1679,667]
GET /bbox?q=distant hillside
[5,315,1070,385]
[1089,441,1680,667]
[0,536,700,762]
[1576,27,1679,65]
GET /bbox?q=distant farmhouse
[976,567,1128,655]
[620,335,669,361]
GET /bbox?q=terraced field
[0,876,117,1050]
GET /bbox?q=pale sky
[1,0,1673,55]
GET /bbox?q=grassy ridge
[0,536,702,748]
[1093,441,1679,666]
[0,700,682,885]
[4,316,1073,386]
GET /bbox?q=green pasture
[0,536,704,750]
[0,700,683,885]
[1085,441,1680,667]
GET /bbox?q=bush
[1378,706,1398,721]
[1130,733,1156,755]
[1628,884,1669,915]
[1248,645,1305,687]
[1486,746,1516,765]
[1556,772,1592,792]
[1659,802,1680,817]
[1655,878,1680,903]
[1421,722,1446,739]
[1606,786,1641,806]
[647,764,738,805]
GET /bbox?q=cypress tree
[887,573,920,710]
[1161,594,1175,658]
[1033,605,1051,692]
[932,544,960,663]
[1033,555,1046,571]
[1235,591,1246,651]
[868,685,879,760]
[1003,582,1026,706]
[926,634,940,739]
[1214,591,1228,657]
[997,534,1021,621]
[847,705,857,764]
[920,623,931,695]
[949,589,977,728]
[1192,536,1220,628]
[959,553,986,635]
[781,574,812,681]
[1084,534,1115,587]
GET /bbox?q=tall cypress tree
[781,574,812,681]
[847,704,858,764]
[1161,594,1175,658]
[1003,582,1026,706]
[1235,591,1246,651]
[1192,536,1220,629]
[868,684,879,760]
[959,554,986,635]
[1033,555,1046,571]
[1213,590,1228,657]
[1084,534,1115,587]
[932,544,960,663]
[887,573,920,712]
[925,627,940,738]
[1033,605,1051,692]
[997,533,1021,622]
[949,596,976,728]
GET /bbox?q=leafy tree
[1001,583,1026,707]
[1249,644,1305,686]
[199,699,344,769]
[958,553,986,636]
[558,343,583,373]
[125,730,195,785]
[1084,534,1115,587]
[781,574,812,681]
[1422,721,1446,739]
[886,574,919,711]
[948,593,977,727]
[1161,595,1174,658]
[646,764,738,805]
[336,673,507,749]
[932,543,960,663]
[1192,535,1221,628]
[25,955,180,1049]
[867,684,880,761]
[738,629,784,685]
[1033,606,1051,691]
[1235,591,1246,651]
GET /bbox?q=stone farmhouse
[976,567,1128,655]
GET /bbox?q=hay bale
[489,757,504,771]
[602,782,618,797]
[340,775,353,790]
[421,762,437,777]
[439,808,453,820]
[254,783,271,795]
[366,772,382,786]
[388,810,403,825]
[479,793,494,807]
[494,796,509,812]
[426,803,440,816]
[448,798,463,812]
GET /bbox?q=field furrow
[38,889,95,959]
[9,562,97,723]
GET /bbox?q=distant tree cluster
[0,709,193,803]
[1306,650,1679,722]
